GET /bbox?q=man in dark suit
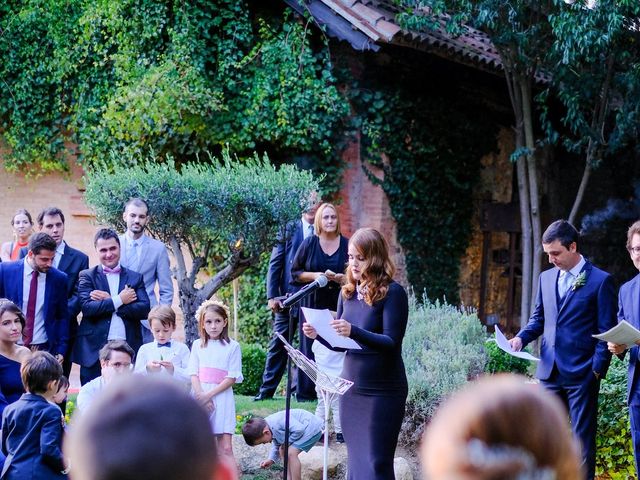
[0,233,69,362]
[21,207,89,378]
[510,220,616,479]
[254,199,319,401]
[74,228,150,385]
[608,220,640,475]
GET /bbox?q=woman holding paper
[303,227,408,479]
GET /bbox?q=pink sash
[199,367,228,384]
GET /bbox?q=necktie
[129,241,141,272]
[308,224,314,237]
[103,266,122,274]
[24,270,38,346]
[558,271,573,299]
[158,342,171,348]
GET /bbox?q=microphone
[282,275,329,308]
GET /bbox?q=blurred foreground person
[421,374,582,480]
[66,375,237,480]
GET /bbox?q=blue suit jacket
[518,261,617,381]
[20,244,90,320]
[73,265,150,367]
[266,220,305,300]
[1,393,66,479]
[0,260,69,357]
[617,273,640,403]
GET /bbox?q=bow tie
[103,266,122,274]
[158,342,171,348]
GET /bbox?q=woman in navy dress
[0,299,31,418]
[291,203,348,401]
[303,228,408,479]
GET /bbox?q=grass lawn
[235,395,317,418]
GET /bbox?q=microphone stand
[280,275,327,480]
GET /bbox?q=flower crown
[195,298,230,321]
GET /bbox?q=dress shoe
[253,392,273,401]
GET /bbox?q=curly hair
[342,228,395,305]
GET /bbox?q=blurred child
[311,340,345,443]
[52,375,69,406]
[242,409,323,480]
[188,299,242,462]
[1,351,69,478]
[134,305,190,387]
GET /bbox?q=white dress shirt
[22,260,47,344]
[104,264,126,341]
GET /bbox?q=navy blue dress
[0,354,24,419]
[336,282,408,479]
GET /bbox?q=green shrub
[596,356,634,478]
[484,339,531,375]
[237,343,267,396]
[401,295,487,445]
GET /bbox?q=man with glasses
[74,229,150,385]
[608,220,640,475]
[77,340,135,412]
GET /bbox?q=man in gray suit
[119,198,173,343]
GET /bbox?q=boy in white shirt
[312,340,346,443]
[134,305,190,387]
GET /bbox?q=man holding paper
[608,220,640,474]
[509,220,616,480]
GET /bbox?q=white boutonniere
[572,271,587,291]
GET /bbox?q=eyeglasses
[628,247,640,255]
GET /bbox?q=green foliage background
[0,0,348,184]
[355,86,498,302]
[596,356,634,478]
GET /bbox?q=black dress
[336,281,408,480]
[290,234,349,400]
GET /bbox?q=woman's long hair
[342,228,395,305]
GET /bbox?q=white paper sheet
[495,325,540,362]
[593,320,640,346]
[301,307,362,350]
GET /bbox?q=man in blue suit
[510,220,616,479]
[608,220,640,475]
[254,198,319,401]
[0,233,69,362]
[73,228,150,385]
[21,207,90,378]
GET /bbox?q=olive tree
[83,151,318,345]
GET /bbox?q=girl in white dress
[188,299,243,461]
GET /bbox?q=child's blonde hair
[195,299,230,347]
[148,305,176,329]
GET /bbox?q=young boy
[242,409,323,480]
[1,351,69,478]
[133,305,190,386]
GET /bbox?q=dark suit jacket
[20,244,90,321]
[617,273,640,403]
[266,220,304,300]
[73,265,150,367]
[1,393,66,479]
[0,260,69,356]
[518,261,617,381]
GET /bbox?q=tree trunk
[521,80,542,311]
[568,160,592,226]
